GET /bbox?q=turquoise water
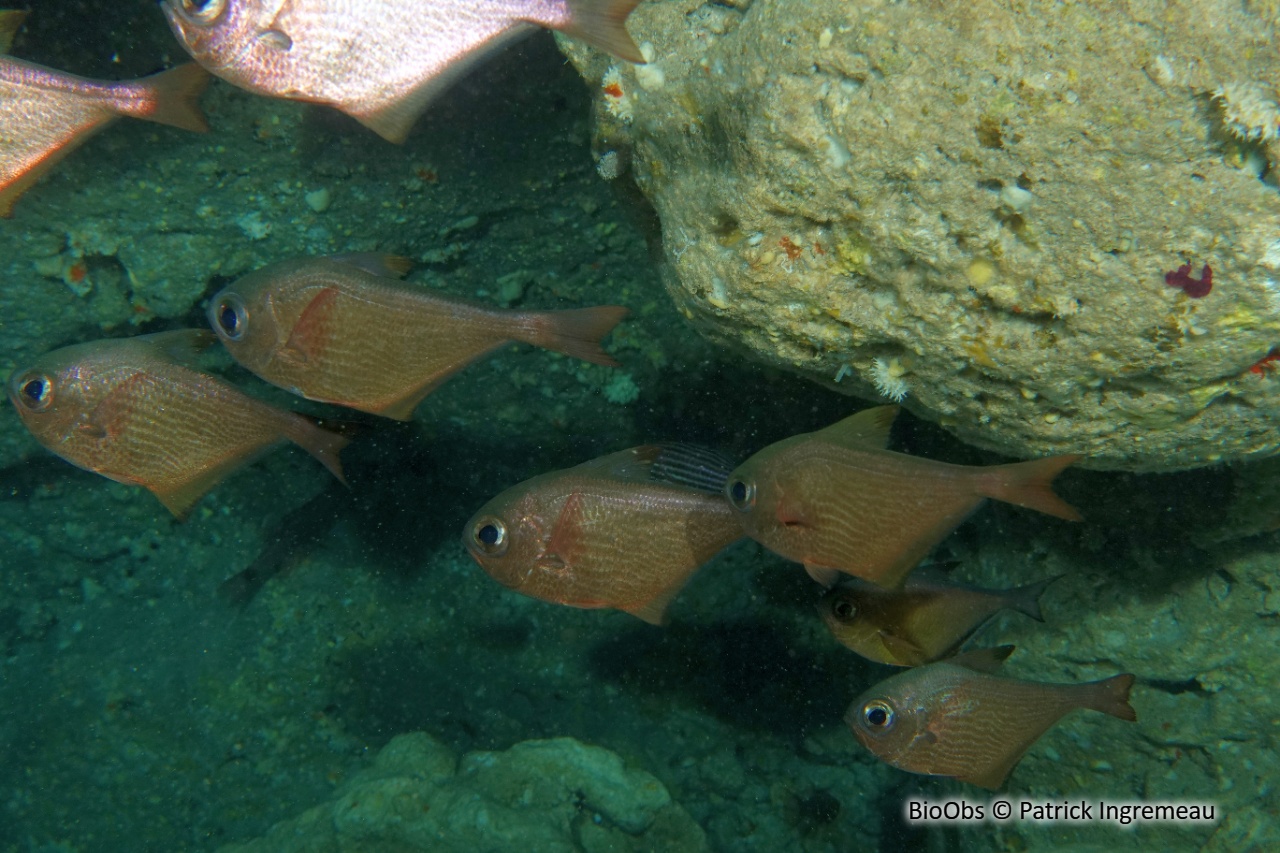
[1,5,1273,852]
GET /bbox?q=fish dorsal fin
[878,631,928,667]
[571,443,734,493]
[949,644,1015,674]
[142,329,217,367]
[647,443,736,493]
[283,287,340,365]
[327,252,413,279]
[814,405,898,450]
[0,9,27,53]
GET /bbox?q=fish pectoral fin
[878,631,928,666]
[775,492,813,529]
[283,286,340,365]
[545,491,589,568]
[256,28,293,51]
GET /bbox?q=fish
[846,645,1137,790]
[817,566,1061,667]
[162,0,643,143]
[723,406,1082,589]
[462,444,743,625]
[208,253,629,420]
[6,330,349,518]
[0,10,209,217]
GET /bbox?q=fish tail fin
[979,455,1083,521]
[520,305,628,367]
[138,64,211,132]
[1079,673,1138,722]
[1008,573,1065,622]
[563,0,645,63]
[282,415,351,486]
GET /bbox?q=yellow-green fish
[818,566,1061,666]
[847,646,1136,790]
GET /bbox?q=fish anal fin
[814,405,899,450]
[878,631,928,667]
[804,564,841,587]
[151,471,225,520]
[0,9,28,53]
[349,38,520,144]
[0,110,118,217]
[562,0,644,63]
[621,578,686,626]
[278,413,350,486]
[949,644,1015,674]
[367,375,450,420]
[957,758,1017,791]
[283,286,340,365]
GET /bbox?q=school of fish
[2,1,1139,794]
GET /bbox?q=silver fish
[163,0,644,143]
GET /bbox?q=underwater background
[1,1,1277,851]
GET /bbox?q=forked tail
[134,64,210,132]
[519,305,629,367]
[979,454,1083,521]
[283,415,351,486]
[562,0,645,63]
[1077,673,1138,722]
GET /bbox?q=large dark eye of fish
[15,373,54,412]
[212,294,247,342]
[471,517,508,557]
[181,0,227,24]
[832,597,857,621]
[862,700,896,731]
[726,478,755,511]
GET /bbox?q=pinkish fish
[7,330,348,517]
[847,645,1136,790]
[0,10,209,217]
[163,0,644,143]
